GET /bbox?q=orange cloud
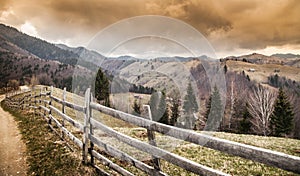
[0,0,299,56]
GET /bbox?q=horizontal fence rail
[4,86,300,175]
[90,102,300,174]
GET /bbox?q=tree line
[95,66,298,139]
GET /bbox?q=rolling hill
[1,22,300,96]
[0,34,91,90]
[0,24,80,65]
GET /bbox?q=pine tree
[270,88,294,137]
[224,64,228,74]
[95,68,110,106]
[157,91,169,125]
[159,106,169,125]
[149,91,160,122]
[182,82,199,129]
[183,82,198,113]
[170,97,180,126]
[239,104,252,134]
[204,86,223,131]
[132,99,141,116]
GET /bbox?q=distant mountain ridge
[0,26,91,91]
[0,24,79,65]
[271,53,300,59]
[223,53,300,67]
[1,22,300,93]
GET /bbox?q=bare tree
[247,85,276,136]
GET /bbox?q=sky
[0,0,300,58]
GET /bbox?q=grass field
[3,87,300,175]
[1,98,97,176]
[46,86,300,175]
[226,60,300,83]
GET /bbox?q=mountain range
[1,23,300,93]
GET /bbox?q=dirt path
[0,95,27,175]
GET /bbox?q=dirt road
[0,95,27,175]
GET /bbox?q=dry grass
[102,127,300,175]
[1,98,97,176]
[227,60,300,82]
[7,86,300,175]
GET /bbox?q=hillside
[224,53,300,67]
[225,60,300,83]
[0,37,91,90]
[272,53,300,59]
[0,24,79,65]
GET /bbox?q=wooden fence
[4,86,300,175]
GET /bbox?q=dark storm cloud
[0,0,299,55]
[211,0,300,51]
[144,0,233,34]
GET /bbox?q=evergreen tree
[270,88,294,137]
[224,64,228,74]
[246,75,250,81]
[170,97,180,126]
[157,91,169,125]
[183,82,199,113]
[238,104,252,134]
[132,99,141,116]
[231,99,252,134]
[182,82,199,129]
[159,106,169,125]
[149,91,160,122]
[204,86,223,131]
[95,68,110,106]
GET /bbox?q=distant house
[248,68,256,72]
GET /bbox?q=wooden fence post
[90,92,94,165]
[62,87,66,139]
[44,87,48,117]
[83,88,91,164]
[39,87,42,114]
[34,86,37,115]
[142,105,161,171]
[49,86,53,126]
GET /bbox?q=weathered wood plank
[50,95,85,112]
[49,105,83,131]
[37,111,49,121]
[142,105,161,171]
[89,134,167,176]
[90,118,228,176]
[40,92,50,96]
[83,88,91,164]
[47,123,74,151]
[42,100,50,105]
[49,114,83,149]
[64,101,85,112]
[90,102,300,174]
[91,150,134,176]
[92,164,110,176]
[39,105,50,113]
[50,95,63,104]
[62,87,66,139]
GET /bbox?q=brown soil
[0,95,27,175]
